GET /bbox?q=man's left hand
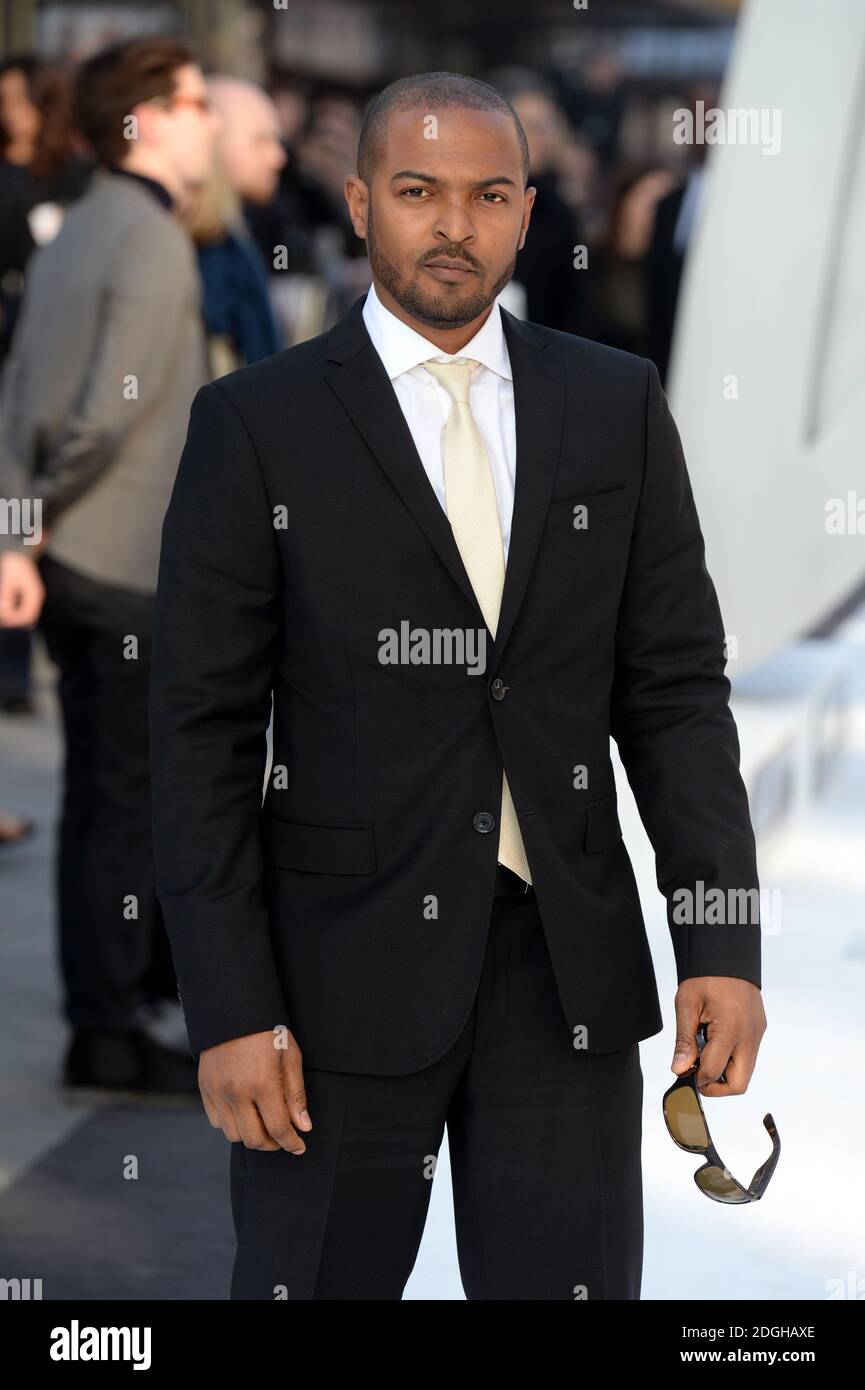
[671,977,767,1098]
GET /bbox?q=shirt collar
[107,165,174,212]
[362,279,512,381]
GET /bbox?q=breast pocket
[262,815,377,875]
[545,486,630,533]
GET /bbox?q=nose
[433,198,477,247]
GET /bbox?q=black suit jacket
[149,291,761,1072]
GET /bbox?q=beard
[366,200,517,330]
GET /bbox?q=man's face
[511,92,562,176]
[218,91,286,204]
[346,106,535,331]
[151,63,218,189]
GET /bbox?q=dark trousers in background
[229,890,644,1301]
[0,627,32,701]
[37,553,176,1032]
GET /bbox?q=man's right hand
[0,550,45,627]
[198,1028,313,1153]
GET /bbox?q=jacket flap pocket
[263,817,377,874]
[584,794,623,853]
[546,486,629,531]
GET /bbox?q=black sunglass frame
[661,1023,780,1203]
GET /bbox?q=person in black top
[500,77,588,334]
[0,55,92,364]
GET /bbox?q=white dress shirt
[362,280,517,561]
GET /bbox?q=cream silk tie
[423,357,532,884]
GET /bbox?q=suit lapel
[324,294,482,621]
[493,305,564,664]
[324,293,564,663]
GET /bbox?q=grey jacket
[0,170,208,592]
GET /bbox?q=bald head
[208,76,286,204]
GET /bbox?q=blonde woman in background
[184,78,285,378]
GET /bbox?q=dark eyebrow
[390,169,517,190]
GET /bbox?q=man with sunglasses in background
[0,37,215,1095]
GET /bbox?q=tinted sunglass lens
[696,1164,751,1203]
[665,1085,709,1150]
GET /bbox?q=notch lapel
[324,294,565,663]
[324,295,483,623]
[493,305,564,664]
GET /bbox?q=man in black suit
[150,72,767,1301]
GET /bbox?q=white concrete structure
[670,0,865,675]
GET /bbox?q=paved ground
[1,624,863,1301]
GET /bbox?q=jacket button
[473,811,496,833]
[490,677,509,700]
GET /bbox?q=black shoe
[62,1027,199,1104]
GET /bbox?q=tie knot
[423,357,477,405]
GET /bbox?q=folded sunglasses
[662,1022,780,1203]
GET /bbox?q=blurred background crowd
[0,0,727,389]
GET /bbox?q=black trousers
[229,890,644,1300]
[0,627,32,700]
[37,553,176,1031]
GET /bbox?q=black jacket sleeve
[610,358,762,988]
[149,380,289,1056]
